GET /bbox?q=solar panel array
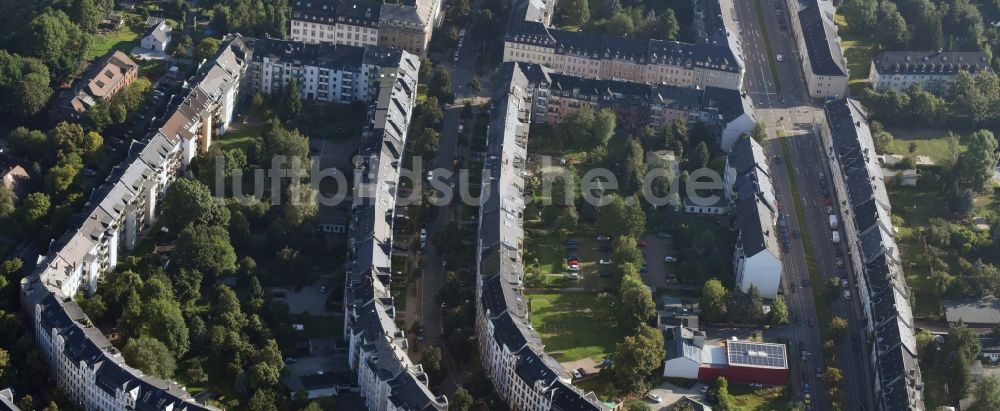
[727,341,788,369]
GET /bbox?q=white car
[599,259,612,265]
[646,393,662,403]
[572,369,583,379]
[664,256,677,262]
[776,54,784,61]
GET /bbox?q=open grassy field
[835,15,876,95]
[528,293,619,362]
[884,133,963,165]
[729,385,791,410]
[215,123,262,151]
[87,27,141,60]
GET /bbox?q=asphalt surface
[730,0,875,409]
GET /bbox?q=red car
[638,240,648,248]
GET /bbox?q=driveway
[646,381,708,410]
[640,234,675,290]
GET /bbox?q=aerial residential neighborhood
[1,0,1000,410]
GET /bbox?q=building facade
[20,36,253,411]
[786,0,848,98]
[503,0,745,91]
[821,98,923,410]
[289,0,442,56]
[516,63,756,151]
[140,21,172,52]
[725,138,781,298]
[51,51,139,124]
[869,51,991,93]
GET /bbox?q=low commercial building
[869,51,991,93]
[50,51,139,123]
[516,63,757,151]
[662,327,789,386]
[503,0,744,91]
[474,62,610,411]
[822,98,923,410]
[289,0,442,56]
[0,388,20,411]
[786,0,848,98]
[944,297,1000,328]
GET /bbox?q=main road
[730,0,875,409]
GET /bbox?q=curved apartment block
[16,33,444,411]
[473,62,609,411]
[18,35,254,411]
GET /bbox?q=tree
[955,130,998,193]
[14,192,50,233]
[0,348,8,382]
[951,72,989,125]
[174,225,237,278]
[123,336,176,378]
[701,279,728,323]
[829,316,848,342]
[560,0,590,26]
[612,236,644,272]
[947,351,973,405]
[603,0,622,18]
[172,33,193,57]
[428,66,453,104]
[842,0,878,31]
[597,194,645,239]
[249,389,278,411]
[592,108,616,146]
[946,321,982,363]
[606,12,635,36]
[823,367,843,386]
[6,127,48,159]
[618,271,656,332]
[712,377,733,410]
[195,37,221,62]
[623,400,652,411]
[14,71,52,118]
[658,9,680,40]
[870,121,893,153]
[970,375,1000,411]
[876,3,911,49]
[747,284,765,324]
[23,9,88,80]
[450,388,473,411]
[286,76,302,118]
[622,137,646,193]
[750,122,767,143]
[691,141,710,170]
[0,186,14,221]
[421,346,442,381]
[174,268,203,314]
[161,178,229,231]
[768,295,789,325]
[613,324,664,393]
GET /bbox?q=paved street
[729,0,875,409]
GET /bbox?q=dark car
[599,272,613,278]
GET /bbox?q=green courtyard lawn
[216,123,263,151]
[728,384,792,411]
[834,15,876,95]
[527,293,618,362]
[87,26,142,60]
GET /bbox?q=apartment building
[786,0,848,98]
[474,62,609,411]
[0,388,18,410]
[821,98,923,410]
[19,36,253,411]
[51,51,139,124]
[869,51,991,93]
[245,38,406,105]
[503,0,744,91]
[289,0,442,56]
[724,137,782,298]
[338,50,449,410]
[516,63,757,151]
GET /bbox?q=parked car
[639,264,648,273]
[657,232,671,239]
[596,235,609,241]
[599,259,612,265]
[638,240,647,248]
[664,256,676,262]
[284,357,297,365]
[572,369,583,379]
[82,168,97,177]
[576,368,586,377]
[646,393,662,403]
[599,272,613,278]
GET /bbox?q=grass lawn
[729,384,791,411]
[884,135,963,165]
[87,27,141,60]
[834,15,876,95]
[574,373,618,402]
[527,293,618,362]
[889,179,951,318]
[216,123,263,151]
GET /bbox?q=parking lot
[272,285,333,316]
[646,381,709,410]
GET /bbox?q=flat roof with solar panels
[726,341,788,369]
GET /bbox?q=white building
[140,21,172,52]
[662,326,708,379]
[869,51,991,94]
[19,36,254,411]
[726,137,781,298]
[289,0,442,56]
[474,62,610,411]
[787,0,848,99]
